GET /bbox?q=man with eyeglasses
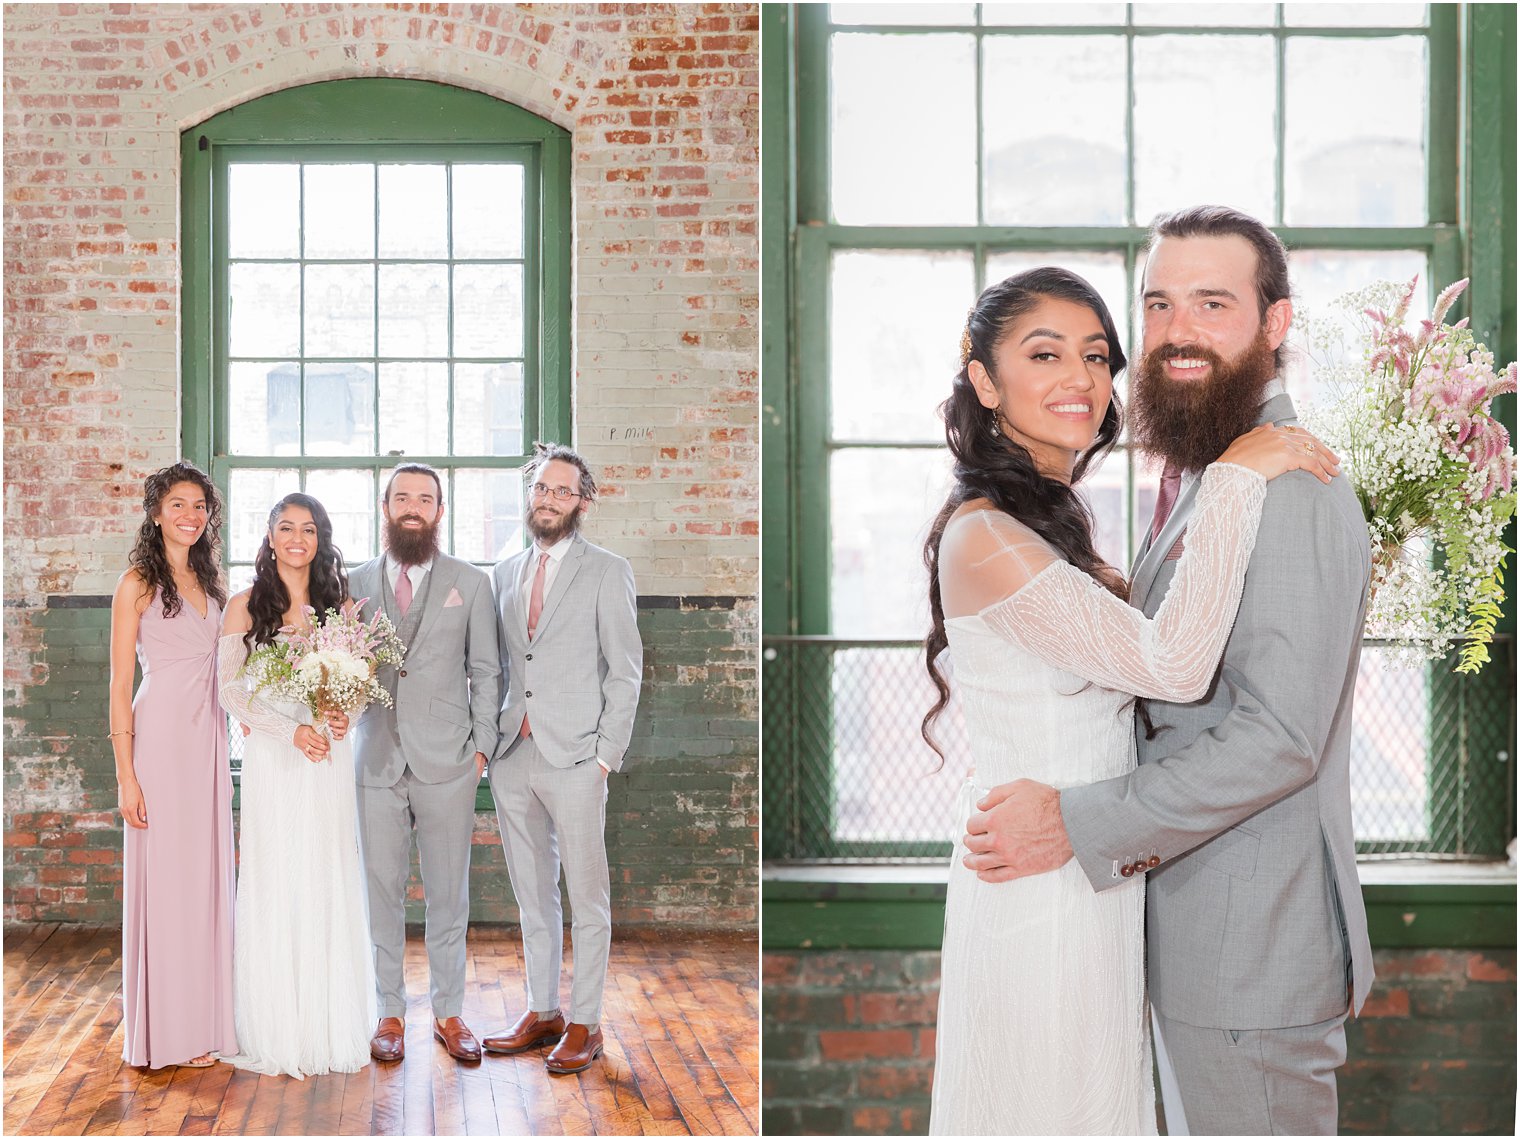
[482,441,643,1074]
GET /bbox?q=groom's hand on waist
[962,779,1073,882]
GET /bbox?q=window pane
[831,3,974,26]
[453,468,526,562]
[454,363,525,457]
[1078,446,1130,574]
[305,469,377,563]
[1132,3,1274,24]
[982,4,1125,26]
[453,165,524,260]
[304,264,375,358]
[1132,451,1163,555]
[228,164,299,259]
[303,363,375,457]
[377,361,450,456]
[228,263,300,357]
[378,164,448,259]
[228,361,299,457]
[1134,35,1276,223]
[831,34,977,224]
[228,468,300,563]
[1284,4,1426,27]
[1284,37,1427,226]
[453,264,524,358]
[302,164,374,259]
[982,35,1127,226]
[1284,249,1428,408]
[830,250,974,443]
[983,250,1130,361]
[830,645,970,843]
[378,264,450,358]
[831,447,952,638]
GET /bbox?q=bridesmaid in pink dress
[108,462,238,1068]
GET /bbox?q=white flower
[295,649,369,686]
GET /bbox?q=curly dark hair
[127,462,226,618]
[921,267,1128,760]
[245,493,349,650]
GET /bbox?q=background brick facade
[3,3,758,928]
[761,947,1518,1136]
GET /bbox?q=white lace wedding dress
[217,633,376,1079]
[929,462,1267,1136]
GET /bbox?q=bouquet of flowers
[1304,275,1517,673]
[241,602,406,735]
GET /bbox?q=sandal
[179,1053,218,1068]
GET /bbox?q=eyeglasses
[529,482,584,502]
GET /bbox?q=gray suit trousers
[489,736,611,1025]
[1153,1007,1348,1135]
[356,764,478,1019]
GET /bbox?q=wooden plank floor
[4,923,758,1136]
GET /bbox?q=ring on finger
[1302,441,1316,455]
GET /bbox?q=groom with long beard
[964,206,1374,1135]
[349,463,501,1064]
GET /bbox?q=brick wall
[762,948,1518,1136]
[3,3,758,928]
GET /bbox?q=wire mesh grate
[762,636,1516,862]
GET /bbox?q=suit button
[1120,863,1135,878]
[526,653,533,661]
[399,669,407,678]
[525,691,532,698]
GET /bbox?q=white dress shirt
[385,554,434,599]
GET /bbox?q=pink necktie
[1149,462,1183,546]
[520,552,549,738]
[395,566,413,617]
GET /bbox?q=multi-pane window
[220,156,535,588]
[767,5,1511,860]
[182,79,570,770]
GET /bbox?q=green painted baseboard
[762,874,1517,951]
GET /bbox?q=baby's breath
[1303,276,1516,673]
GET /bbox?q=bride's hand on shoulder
[1217,424,1341,484]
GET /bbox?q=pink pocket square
[444,587,464,608]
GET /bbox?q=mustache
[1147,343,1225,367]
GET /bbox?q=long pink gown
[121,590,238,1067]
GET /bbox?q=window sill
[761,860,1517,951]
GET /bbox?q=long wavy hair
[245,493,348,650]
[921,267,1129,759]
[128,462,226,618]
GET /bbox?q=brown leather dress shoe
[545,1023,603,1074]
[433,1017,482,1062]
[482,1010,567,1054]
[370,1017,405,1062]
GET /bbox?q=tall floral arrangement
[1304,276,1516,673]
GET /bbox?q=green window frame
[763,4,1517,862]
[181,78,572,577]
[182,78,572,793]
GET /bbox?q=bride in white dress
[922,268,1338,1134]
[218,492,375,1079]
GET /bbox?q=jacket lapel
[409,557,458,646]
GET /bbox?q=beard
[1129,330,1279,471]
[526,502,582,545]
[383,511,442,565]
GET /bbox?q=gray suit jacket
[1062,393,1375,1029]
[492,535,643,771]
[349,552,501,787]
